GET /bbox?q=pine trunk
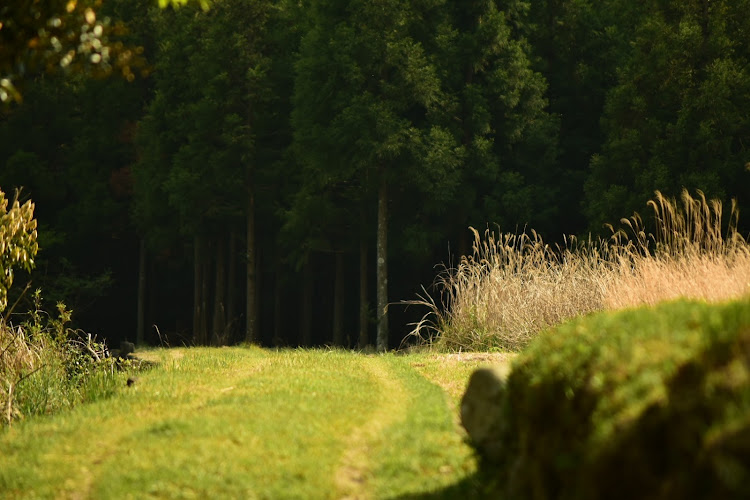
[212,235,227,345]
[359,208,368,348]
[193,235,208,345]
[376,172,389,352]
[226,231,237,341]
[246,190,258,343]
[273,263,282,346]
[136,238,146,346]
[300,258,313,346]
[333,252,345,346]
[200,240,210,345]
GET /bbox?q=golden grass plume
[405,189,750,351]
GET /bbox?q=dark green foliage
[134,0,296,345]
[289,0,452,348]
[526,0,638,234]
[135,1,255,235]
[584,0,750,232]
[487,298,750,499]
[433,0,559,237]
[289,0,446,247]
[0,69,143,326]
[3,0,750,349]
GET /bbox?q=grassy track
[0,347,504,499]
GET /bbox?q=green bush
[1,291,118,426]
[0,188,124,426]
[0,188,38,314]
[489,298,750,499]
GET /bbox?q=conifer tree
[291,0,446,350]
[584,0,750,230]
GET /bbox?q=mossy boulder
[465,298,750,499]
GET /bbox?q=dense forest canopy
[1,0,748,349]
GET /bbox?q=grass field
[0,347,509,499]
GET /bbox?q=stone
[460,365,510,462]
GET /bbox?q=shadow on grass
[391,471,501,500]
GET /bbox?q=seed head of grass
[406,189,750,352]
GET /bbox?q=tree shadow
[390,471,502,500]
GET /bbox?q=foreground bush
[477,298,750,499]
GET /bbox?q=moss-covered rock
[471,298,750,499]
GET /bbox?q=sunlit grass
[0,347,486,499]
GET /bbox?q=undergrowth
[0,290,118,426]
[407,190,750,351]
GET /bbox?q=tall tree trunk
[333,252,345,346]
[148,257,159,343]
[246,189,258,343]
[201,239,210,345]
[256,244,263,342]
[359,212,369,348]
[376,172,389,352]
[300,257,313,346]
[273,260,283,346]
[136,238,146,346]
[212,235,227,345]
[193,235,208,345]
[226,231,237,342]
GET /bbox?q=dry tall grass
[406,190,750,351]
[606,190,749,309]
[1,322,45,424]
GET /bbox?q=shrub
[0,188,123,426]
[0,188,38,313]
[1,292,118,427]
[488,298,750,499]
[0,190,125,425]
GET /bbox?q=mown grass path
[334,357,408,499]
[0,348,507,499]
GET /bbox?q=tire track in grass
[69,348,271,500]
[334,356,409,500]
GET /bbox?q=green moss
[490,298,750,499]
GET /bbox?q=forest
[1,0,749,350]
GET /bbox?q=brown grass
[406,190,750,351]
[0,322,44,425]
[606,190,750,308]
